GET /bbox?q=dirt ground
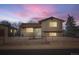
[0,41,79,50]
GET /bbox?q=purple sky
[0,4,79,25]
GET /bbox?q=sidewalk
[0,42,79,50]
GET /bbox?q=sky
[0,4,79,25]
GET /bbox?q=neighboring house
[0,24,8,37]
[20,17,64,37]
[0,24,17,37]
[8,26,17,36]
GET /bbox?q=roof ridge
[39,16,64,23]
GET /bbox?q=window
[26,28,33,33]
[14,30,16,33]
[49,21,57,27]
[49,32,57,36]
[10,29,12,33]
[35,28,41,36]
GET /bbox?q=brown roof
[39,17,65,23]
[20,23,41,28]
[20,16,64,28]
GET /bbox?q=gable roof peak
[39,16,65,23]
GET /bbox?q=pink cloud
[14,12,27,18]
[1,4,56,21]
[22,4,55,18]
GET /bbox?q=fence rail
[8,36,79,40]
[0,36,79,45]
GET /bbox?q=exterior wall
[0,29,5,37]
[41,19,63,32]
[20,18,64,37]
[0,25,8,44]
[41,18,63,37]
[20,28,41,37]
[57,32,63,36]
[0,25,8,37]
[34,28,42,38]
[42,32,63,37]
[21,28,33,37]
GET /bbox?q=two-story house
[20,17,64,38]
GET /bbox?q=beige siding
[41,19,63,31]
[21,28,42,37]
[42,32,63,37]
[41,18,63,37]
[20,18,64,37]
[21,28,34,37]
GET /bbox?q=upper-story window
[26,28,33,33]
[49,21,57,27]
